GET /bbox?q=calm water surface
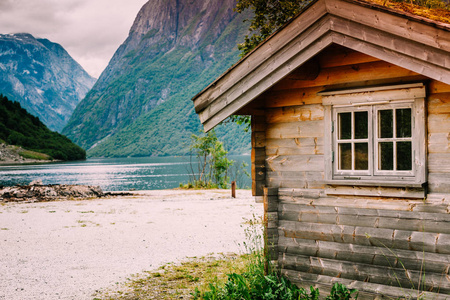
[0,156,251,191]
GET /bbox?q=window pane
[397,141,412,170]
[379,110,393,138]
[396,108,412,138]
[354,111,368,139]
[379,142,393,170]
[355,143,368,170]
[339,112,351,140]
[339,143,352,170]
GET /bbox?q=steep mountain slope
[63,0,251,157]
[0,33,96,132]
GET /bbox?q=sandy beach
[0,189,262,300]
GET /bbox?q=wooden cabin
[192,0,450,298]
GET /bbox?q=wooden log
[428,173,450,194]
[278,188,324,199]
[280,202,450,223]
[267,171,324,190]
[264,195,278,213]
[428,92,450,114]
[428,114,450,134]
[252,164,266,181]
[282,269,449,300]
[278,192,450,215]
[267,178,325,189]
[266,104,324,124]
[428,153,450,173]
[287,57,320,80]
[252,180,265,197]
[271,60,418,91]
[429,80,450,94]
[278,203,450,234]
[267,171,324,182]
[278,220,450,254]
[251,132,266,148]
[278,236,450,274]
[428,132,450,154]
[266,155,324,173]
[251,147,265,164]
[266,120,324,139]
[266,212,278,229]
[264,87,324,108]
[278,188,426,210]
[280,253,449,292]
[317,44,380,68]
[266,138,324,156]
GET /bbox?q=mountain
[62,0,251,157]
[0,94,85,161]
[0,33,96,132]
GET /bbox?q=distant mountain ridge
[63,0,251,157]
[0,33,96,132]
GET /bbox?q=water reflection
[0,156,251,191]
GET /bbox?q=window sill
[323,180,425,188]
[323,180,426,199]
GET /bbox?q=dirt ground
[0,189,262,300]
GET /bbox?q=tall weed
[193,216,357,300]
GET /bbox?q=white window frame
[321,83,426,187]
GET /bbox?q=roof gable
[192,0,450,131]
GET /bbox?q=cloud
[0,0,148,77]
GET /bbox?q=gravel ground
[0,189,262,300]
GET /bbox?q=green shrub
[193,216,358,300]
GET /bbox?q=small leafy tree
[185,130,235,189]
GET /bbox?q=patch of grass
[79,210,95,214]
[369,0,450,23]
[93,253,248,300]
[18,149,52,161]
[1,228,9,230]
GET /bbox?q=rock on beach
[0,183,104,203]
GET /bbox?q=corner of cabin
[249,44,450,299]
[192,0,450,296]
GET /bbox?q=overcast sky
[0,0,149,78]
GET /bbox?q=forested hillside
[63,0,251,157]
[0,95,86,161]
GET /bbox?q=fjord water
[0,156,250,191]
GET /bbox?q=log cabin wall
[259,45,450,299]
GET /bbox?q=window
[321,83,426,187]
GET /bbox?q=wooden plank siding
[428,81,450,194]
[251,115,266,198]
[277,188,450,297]
[258,46,450,298]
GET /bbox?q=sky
[0,0,149,78]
